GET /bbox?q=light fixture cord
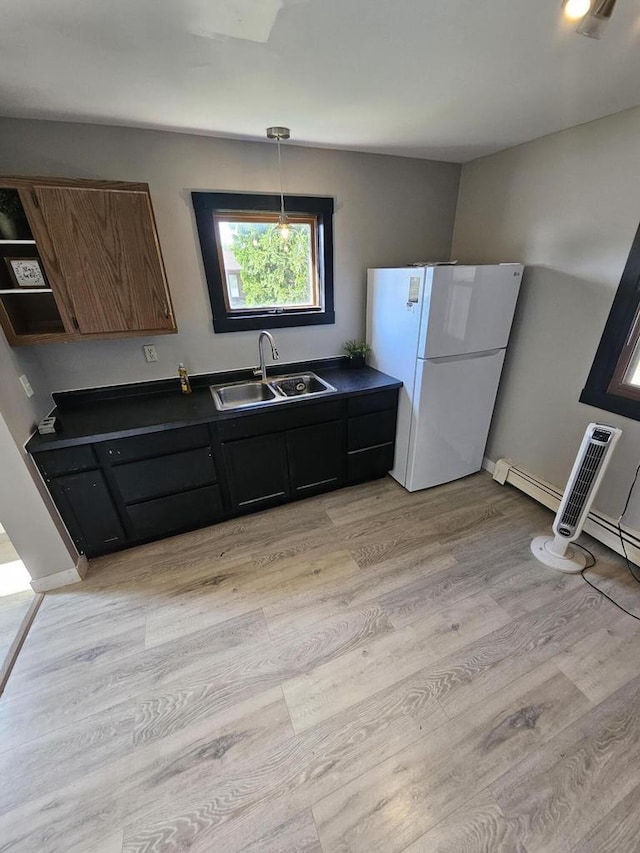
[277,138,286,222]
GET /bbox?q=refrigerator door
[366,268,426,486]
[405,348,506,491]
[418,265,523,359]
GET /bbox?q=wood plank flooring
[0,533,35,688]
[1,473,640,852]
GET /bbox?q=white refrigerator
[367,264,523,492]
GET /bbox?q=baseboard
[482,457,496,475]
[30,555,88,592]
[490,457,640,568]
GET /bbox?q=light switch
[19,374,34,398]
[143,345,158,363]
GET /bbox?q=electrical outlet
[143,345,158,363]
[19,374,34,398]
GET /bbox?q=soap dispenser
[178,363,192,394]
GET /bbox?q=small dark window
[192,192,334,333]
[581,221,640,421]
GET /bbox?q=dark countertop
[26,361,401,453]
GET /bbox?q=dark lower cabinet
[36,444,97,478]
[347,393,398,483]
[224,419,345,509]
[97,424,210,464]
[347,442,395,483]
[126,485,223,539]
[112,447,216,504]
[286,420,343,495]
[51,469,125,556]
[348,409,397,452]
[33,386,399,557]
[222,433,289,511]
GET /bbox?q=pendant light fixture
[266,126,291,239]
[562,0,617,38]
[575,0,617,38]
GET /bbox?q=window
[581,221,640,420]
[192,192,334,333]
[215,213,319,312]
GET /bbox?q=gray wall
[0,333,77,580]
[452,105,640,529]
[0,408,77,581]
[0,118,460,391]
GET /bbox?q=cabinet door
[32,184,175,334]
[52,470,125,556]
[222,434,289,511]
[286,420,344,496]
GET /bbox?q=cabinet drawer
[98,425,210,465]
[126,485,223,540]
[35,444,98,478]
[347,443,395,483]
[216,400,344,442]
[347,389,398,417]
[348,409,397,452]
[112,446,216,504]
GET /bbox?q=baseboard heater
[484,457,640,568]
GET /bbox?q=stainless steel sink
[210,371,336,411]
[212,381,277,411]
[270,374,335,397]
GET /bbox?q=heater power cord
[575,460,640,622]
[616,460,640,584]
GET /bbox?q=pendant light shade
[575,0,617,38]
[266,126,291,238]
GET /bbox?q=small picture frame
[4,257,48,289]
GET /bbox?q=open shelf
[0,291,65,337]
[0,288,52,295]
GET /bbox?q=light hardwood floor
[0,534,35,672]
[1,473,640,853]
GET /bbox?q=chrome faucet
[253,330,279,381]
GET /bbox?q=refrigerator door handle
[423,348,503,364]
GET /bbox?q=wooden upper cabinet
[0,177,176,345]
[33,185,174,334]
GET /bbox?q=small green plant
[344,340,371,358]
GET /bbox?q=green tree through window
[230,222,312,307]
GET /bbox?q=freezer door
[405,349,506,491]
[367,268,426,486]
[419,265,523,358]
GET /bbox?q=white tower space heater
[531,423,622,573]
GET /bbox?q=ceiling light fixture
[575,0,617,38]
[562,0,592,20]
[266,126,291,239]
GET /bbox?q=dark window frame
[581,221,640,421]
[192,192,335,333]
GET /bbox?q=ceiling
[1,0,640,163]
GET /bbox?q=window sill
[213,309,335,333]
